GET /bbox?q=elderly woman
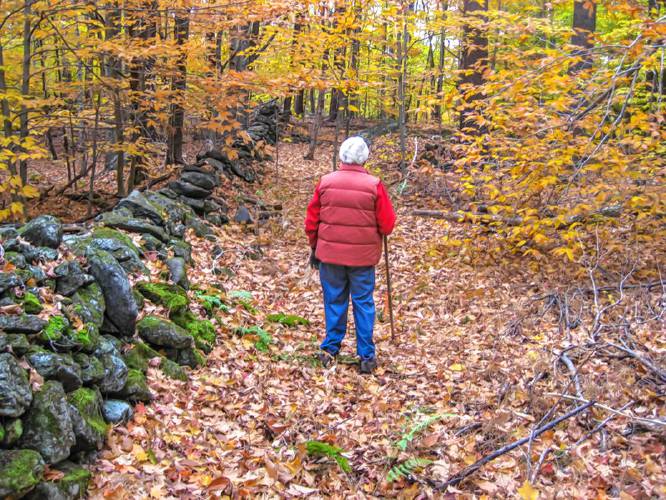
[304,137,396,374]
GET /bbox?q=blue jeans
[319,263,376,360]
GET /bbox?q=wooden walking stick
[383,235,396,341]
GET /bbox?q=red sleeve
[376,181,396,235]
[304,181,322,248]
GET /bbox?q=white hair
[339,136,369,165]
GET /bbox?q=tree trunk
[305,89,326,160]
[571,0,596,71]
[19,0,34,185]
[166,13,189,165]
[458,0,489,133]
[0,43,16,176]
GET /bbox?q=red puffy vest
[315,164,383,267]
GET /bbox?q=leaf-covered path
[89,143,665,498]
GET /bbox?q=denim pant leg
[319,263,350,355]
[349,266,376,360]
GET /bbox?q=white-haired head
[339,136,369,165]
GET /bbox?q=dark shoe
[317,350,335,368]
[360,357,377,374]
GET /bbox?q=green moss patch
[194,291,229,316]
[22,291,43,314]
[41,315,69,343]
[266,313,310,327]
[0,449,45,497]
[235,325,273,352]
[67,387,109,437]
[92,227,141,254]
[124,341,189,381]
[136,282,189,311]
[161,358,188,381]
[170,310,216,353]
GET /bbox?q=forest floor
[86,141,665,499]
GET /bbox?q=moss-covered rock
[92,337,128,394]
[136,281,189,312]
[123,341,188,381]
[137,315,193,349]
[67,387,108,452]
[69,282,106,329]
[0,352,33,418]
[73,353,105,385]
[5,251,27,269]
[19,380,75,464]
[114,368,152,402]
[22,291,43,314]
[0,314,47,334]
[0,449,45,498]
[5,333,30,356]
[40,315,69,344]
[2,419,23,447]
[161,358,188,382]
[170,309,216,353]
[167,347,206,369]
[26,461,91,500]
[27,347,83,393]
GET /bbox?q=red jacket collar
[339,163,367,173]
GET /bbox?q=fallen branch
[605,342,666,384]
[558,351,584,399]
[429,401,595,490]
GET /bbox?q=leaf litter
[88,142,665,499]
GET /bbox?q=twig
[605,342,666,383]
[429,401,594,490]
[573,401,634,448]
[558,352,584,399]
[529,447,552,483]
[544,393,665,428]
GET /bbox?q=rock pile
[0,189,226,497]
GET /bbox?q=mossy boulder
[86,248,138,338]
[18,215,63,248]
[0,449,45,498]
[39,315,70,344]
[0,271,22,294]
[97,208,169,242]
[73,353,105,385]
[69,282,106,329]
[67,387,108,452]
[123,341,188,381]
[136,281,189,312]
[63,323,101,353]
[19,381,75,464]
[5,251,26,268]
[137,315,193,349]
[26,461,90,500]
[27,348,82,393]
[5,333,30,356]
[22,291,43,314]
[170,309,216,353]
[92,337,128,394]
[114,368,152,402]
[0,352,33,418]
[2,419,23,447]
[167,347,206,369]
[54,260,95,296]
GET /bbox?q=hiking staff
[383,235,396,341]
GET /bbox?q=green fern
[305,441,352,473]
[386,457,433,483]
[395,413,456,451]
[194,291,229,315]
[266,313,310,327]
[234,325,273,352]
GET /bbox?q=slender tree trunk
[571,0,596,71]
[166,13,189,165]
[0,43,16,175]
[305,89,326,160]
[458,0,489,133]
[19,0,34,185]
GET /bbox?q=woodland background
[0,0,664,497]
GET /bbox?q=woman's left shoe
[359,357,377,374]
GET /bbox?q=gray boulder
[102,400,133,424]
[69,283,106,329]
[181,170,219,191]
[67,387,108,452]
[27,349,83,392]
[18,215,63,248]
[19,381,75,464]
[169,180,211,199]
[167,257,188,289]
[85,248,138,337]
[6,334,31,356]
[97,208,169,242]
[0,314,47,334]
[0,272,21,294]
[234,206,253,224]
[0,449,45,498]
[73,353,105,385]
[0,352,32,417]
[25,461,90,500]
[137,316,193,349]
[116,190,167,226]
[113,368,152,403]
[54,261,95,296]
[93,337,128,394]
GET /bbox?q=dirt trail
[88,143,665,498]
